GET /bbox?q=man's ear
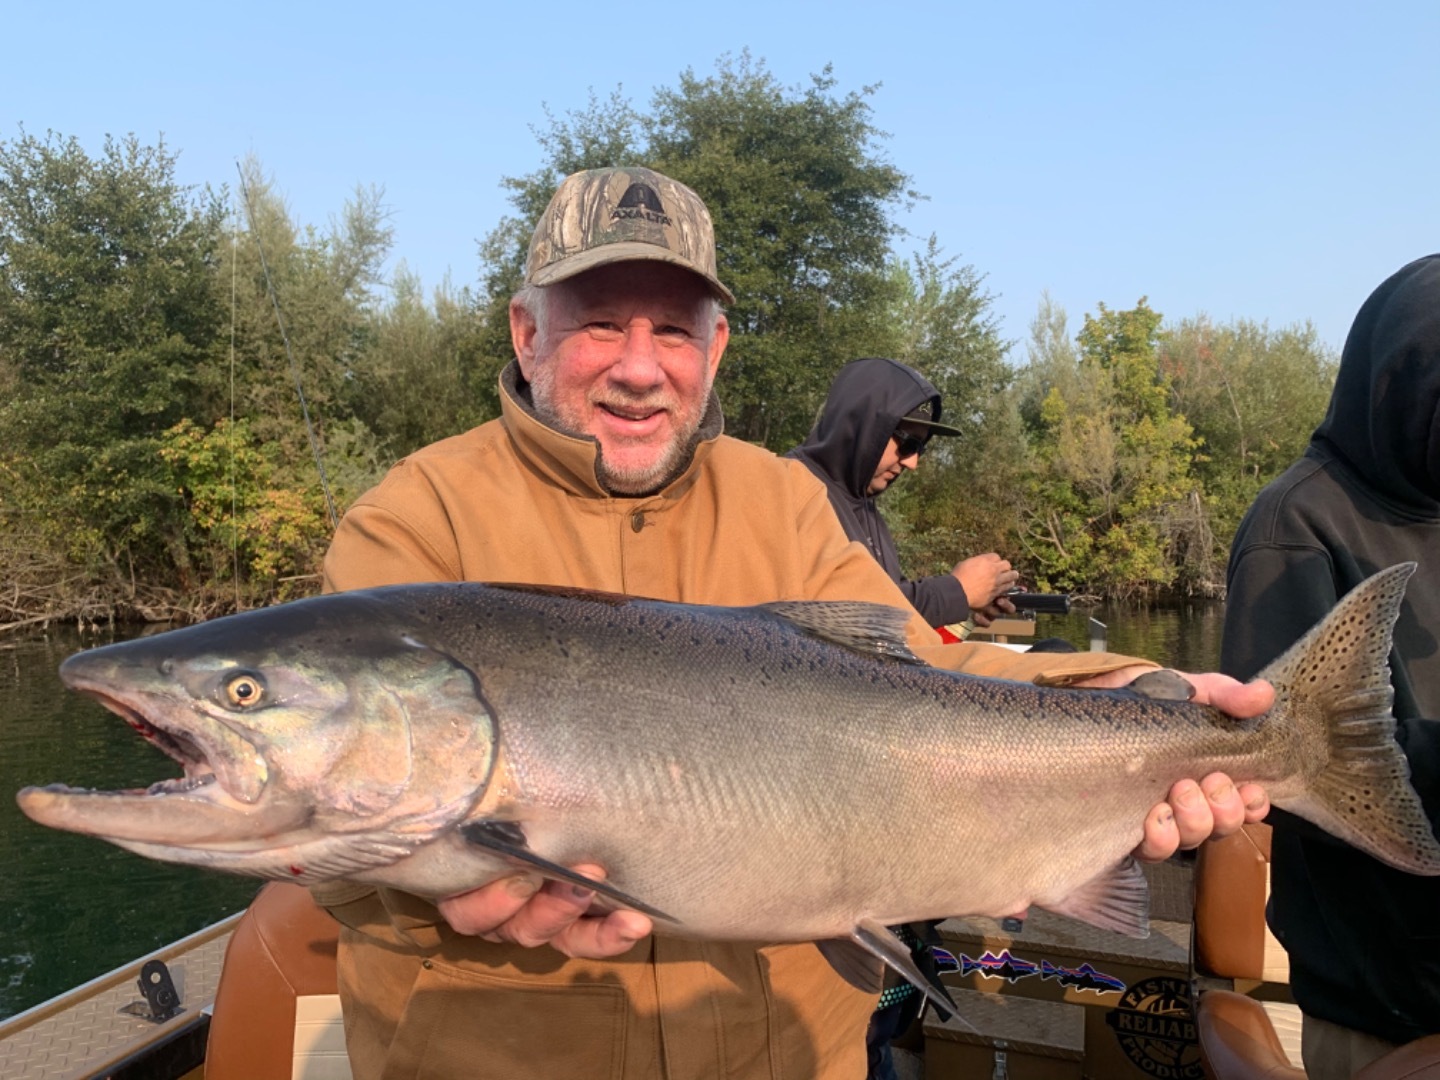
[707,312,729,381]
[511,298,538,380]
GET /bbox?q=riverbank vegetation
[0,57,1338,628]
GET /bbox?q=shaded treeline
[0,57,1336,628]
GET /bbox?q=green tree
[0,130,226,585]
[880,240,1023,577]
[475,55,913,449]
[1017,298,1200,596]
[357,264,492,459]
[645,54,913,447]
[157,417,334,604]
[216,158,393,462]
[1162,316,1337,551]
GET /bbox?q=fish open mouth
[45,680,263,807]
[17,681,288,845]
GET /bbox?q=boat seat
[1193,824,1440,1079]
[207,881,350,1080]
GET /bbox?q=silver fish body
[17,564,1440,1006]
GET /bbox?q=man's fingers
[438,864,615,946]
[1170,778,1217,850]
[1138,778,1222,859]
[1238,782,1270,823]
[553,909,652,959]
[1202,773,1247,838]
[499,871,609,948]
[1137,799,1180,861]
[437,873,542,936]
[1185,675,1275,718]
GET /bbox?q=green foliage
[879,240,1024,577]
[1015,298,1201,597]
[1162,316,1338,548]
[0,94,1350,623]
[157,418,332,599]
[476,53,912,449]
[215,159,393,458]
[350,266,493,460]
[0,129,226,581]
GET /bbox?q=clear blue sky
[5,1,1437,355]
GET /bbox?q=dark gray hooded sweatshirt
[785,357,969,627]
[1222,254,1440,1044]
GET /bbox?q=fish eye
[223,672,266,709]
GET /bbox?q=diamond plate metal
[0,917,238,1080]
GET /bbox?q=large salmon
[17,563,1440,1012]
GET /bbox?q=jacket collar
[498,360,725,501]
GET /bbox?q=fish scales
[463,600,1265,935]
[16,564,1440,1014]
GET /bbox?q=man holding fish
[315,167,1272,1079]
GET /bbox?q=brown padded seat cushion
[1199,991,1440,1080]
[1198,990,1304,1080]
[206,882,341,1080]
[1194,823,1272,981]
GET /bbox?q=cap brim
[904,417,965,438]
[528,241,735,305]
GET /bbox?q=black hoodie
[785,358,970,627]
[1222,254,1440,1045]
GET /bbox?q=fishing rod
[233,162,339,531]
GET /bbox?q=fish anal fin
[759,601,922,664]
[458,821,678,923]
[821,917,971,1031]
[1040,857,1149,938]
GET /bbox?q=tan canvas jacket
[317,364,1155,1080]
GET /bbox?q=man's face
[511,262,729,495]
[866,424,929,495]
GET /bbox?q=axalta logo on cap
[612,183,672,228]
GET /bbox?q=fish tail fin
[1259,562,1440,875]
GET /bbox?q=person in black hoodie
[1221,255,1440,1077]
[787,357,1019,630]
[788,357,1020,1080]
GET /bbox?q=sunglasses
[893,430,931,459]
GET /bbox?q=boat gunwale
[0,909,244,1036]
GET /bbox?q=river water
[0,603,1227,1021]
[0,630,259,1020]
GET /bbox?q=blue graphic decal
[1041,958,1127,994]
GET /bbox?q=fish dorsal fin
[818,918,971,1029]
[1039,857,1149,938]
[1257,562,1440,875]
[758,601,922,664]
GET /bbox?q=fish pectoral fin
[458,821,677,923]
[1039,856,1149,938]
[1123,670,1195,702]
[818,918,967,1028]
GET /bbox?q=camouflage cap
[524,167,734,304]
